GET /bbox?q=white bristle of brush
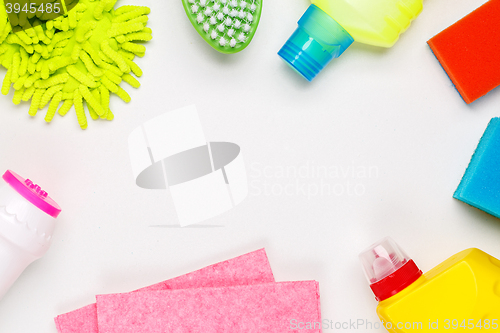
[190,0,259,48]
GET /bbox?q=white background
[1,0,499,331]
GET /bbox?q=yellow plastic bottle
[360,238,500,332]
[278,0,423,81]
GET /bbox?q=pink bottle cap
[2,170,61,218]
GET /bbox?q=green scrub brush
[182,0,262,54]
[0,0,152,129]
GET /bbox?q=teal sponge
[454,118,500,218]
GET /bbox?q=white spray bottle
[0,170,61,299]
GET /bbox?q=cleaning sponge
[454,118,500,219]
[428,0,500,104]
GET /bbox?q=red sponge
[428,0,500,104]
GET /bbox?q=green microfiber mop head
[0,0,152,129]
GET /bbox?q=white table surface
[1,0,499,332]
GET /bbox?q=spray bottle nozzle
[360,237,422,301]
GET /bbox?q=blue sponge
[454,118,500,218]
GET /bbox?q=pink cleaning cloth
[96,281,322,333]
[54,249,274,333]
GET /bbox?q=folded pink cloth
[96,281,322,333]
[54,249,274,333]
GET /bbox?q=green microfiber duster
[0,0,152,129]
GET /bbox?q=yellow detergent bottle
[278,0,423,81]
[359,237,500,333]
